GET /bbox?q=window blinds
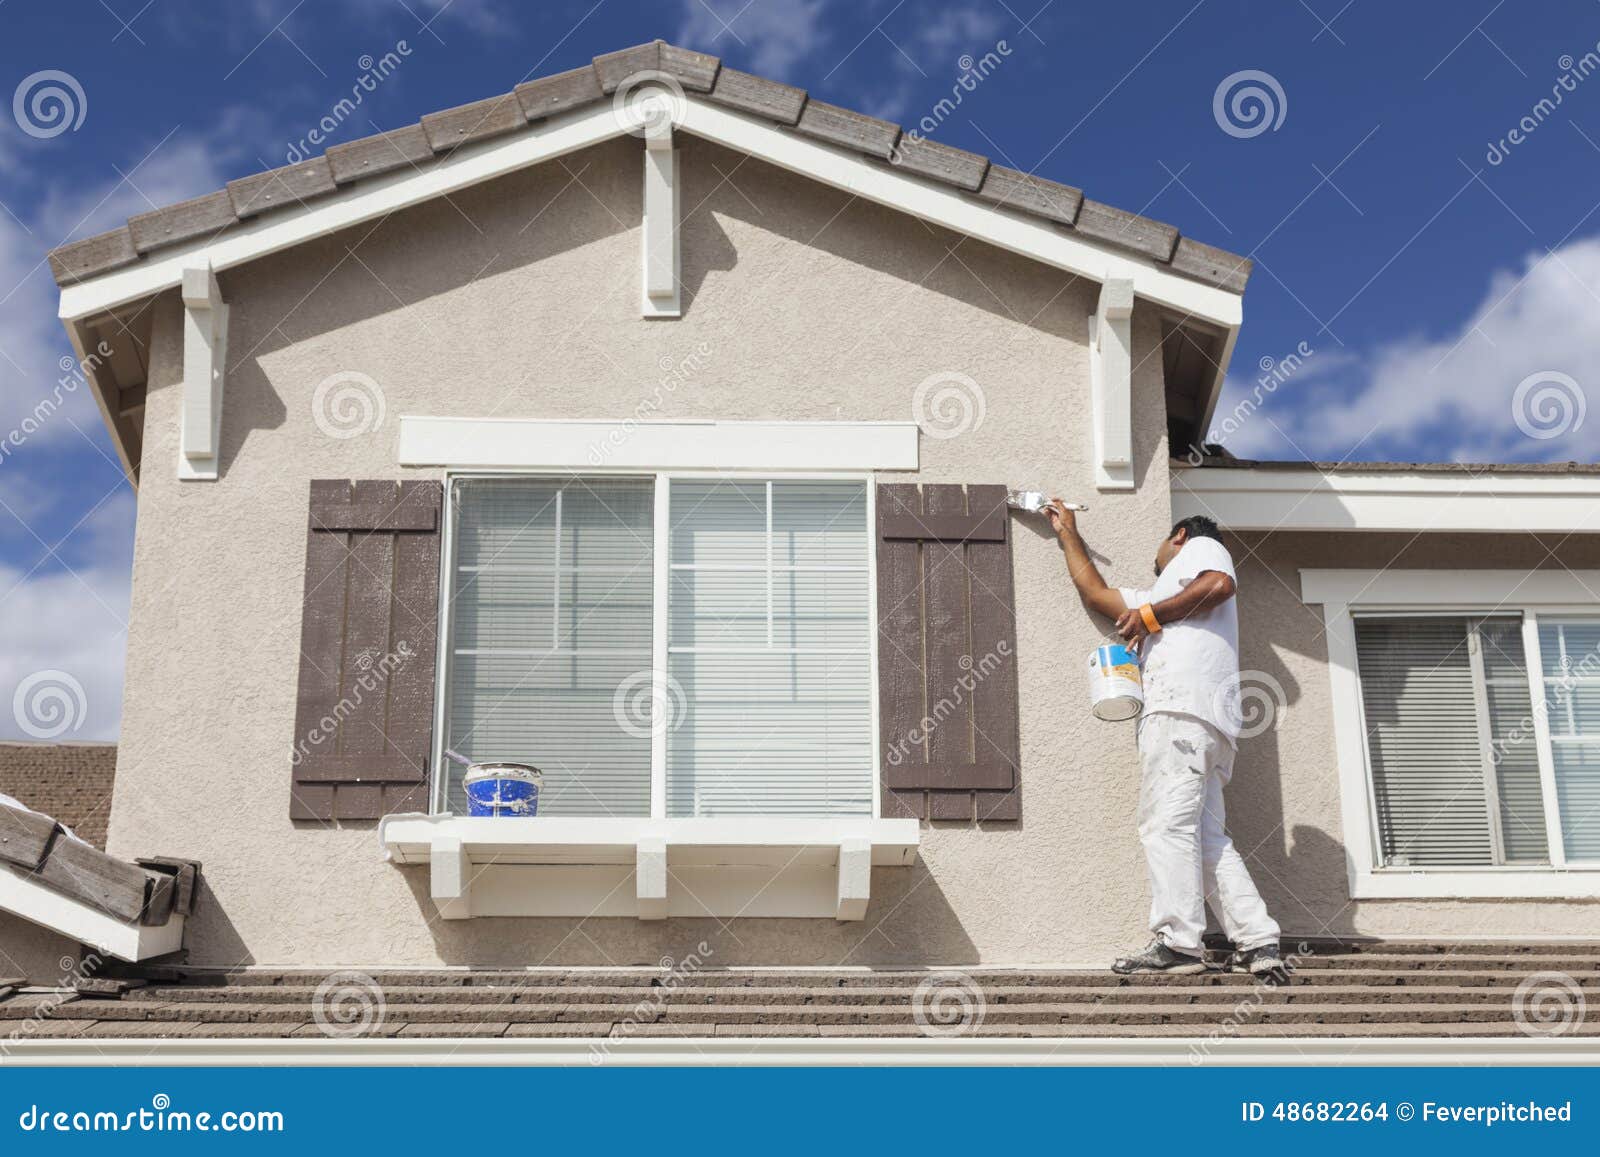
[665,480,874,817]
[443,477,655,816]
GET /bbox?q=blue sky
[2,0,1600,738]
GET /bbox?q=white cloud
[677,0,830,81]
[0,117,252,742]
[1209,237,1600,463]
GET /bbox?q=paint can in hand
[1087,644,1143,721]
[463,763,543,817]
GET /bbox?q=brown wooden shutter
[876,483,1021,822]
[290,480,442,821]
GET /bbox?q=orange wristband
[1139,603,1162,634]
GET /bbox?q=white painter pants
[1136,710,1280,957]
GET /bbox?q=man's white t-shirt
[1119,536,1242,745]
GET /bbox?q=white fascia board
[398,416,919,471]
[58,97,1244,335]
[1300,567,1600,607]
[1175,466,1600,534]
[0,867,185,962]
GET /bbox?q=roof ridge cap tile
[46,39,1251,294]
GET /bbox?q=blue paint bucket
[1087,644,1143,721]
[464,763,543,817]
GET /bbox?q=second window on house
[439,475,875,819]
[1354,613,1600,868]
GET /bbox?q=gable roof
[47,40,1251,298]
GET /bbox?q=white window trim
[1301,568,1600,899]
[412,468,912,920]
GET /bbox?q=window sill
[1355,867,1600,900]
[378,814,920,921]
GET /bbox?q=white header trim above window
[1301,567,1600,900]
[399,417,919,472]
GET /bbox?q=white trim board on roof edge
[1174,466,1600,533]
[397,417,920,471]
[57,98,1245,330]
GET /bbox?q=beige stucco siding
[1228,529,1600,942]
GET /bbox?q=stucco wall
[1227,529,1600,942]
[0,912,78,986]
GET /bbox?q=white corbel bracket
[1088,278,1134,491]
[636,837,668,920]
[178,265,228,480]
[430,834,471,920]
[836,838,871,921]
[640,94,680,318]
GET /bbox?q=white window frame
[1302,568,1600,899]
[431,469,882,822]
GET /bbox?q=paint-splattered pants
[1136,710,1280,957]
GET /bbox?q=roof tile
[227,158,337,218]
[592,42,660,93]
[796,99,899,160]
[974,165,1082,225]
[47,229,139,284]
[890,135,989,191]
[704,67,806,125]
[420,92,525,153]
[1073,199,1179,262]
[515,65,605,122]
[1171,236,1252,294]
[127,190,237,253]
[326,124,433,183]
[659,43,720,91]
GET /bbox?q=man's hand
[1115,606,1152,650]
[1045,498,1077,539]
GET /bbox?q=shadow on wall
[391,859,979,968]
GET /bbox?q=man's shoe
[1111,939,1209,975]
[1231,942,1286,976]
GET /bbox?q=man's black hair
[1169,514,1223,543]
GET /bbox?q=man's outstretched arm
[1047,500,1128,621]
